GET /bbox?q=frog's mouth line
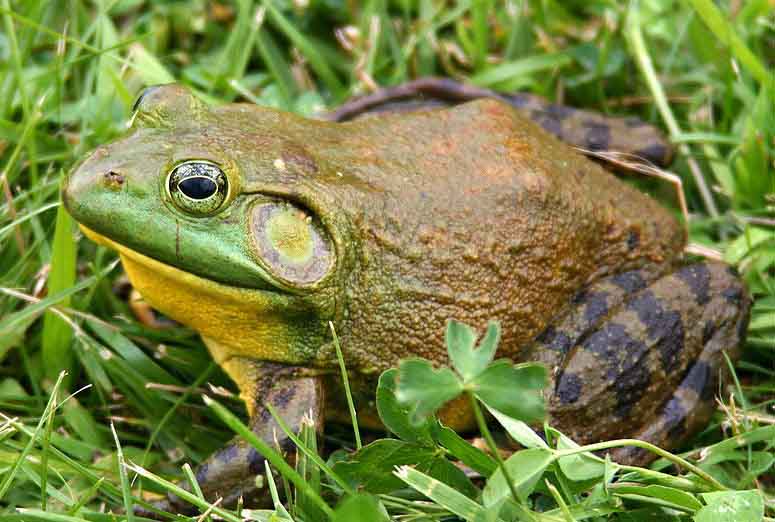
[80,225,315,365]
[79,225,279,302]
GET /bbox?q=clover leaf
[395,319,547,426]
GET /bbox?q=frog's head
[63,84,352,364]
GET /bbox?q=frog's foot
[145,362,324,517]
[530,262,750,465]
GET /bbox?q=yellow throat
[79,226,298,366]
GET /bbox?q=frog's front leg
[527,262,750,465]
[148,358,324,515]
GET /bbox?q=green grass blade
[109,422,135,522]
[203,395,335,519]
[684,0,773,89]
[0,371,66,501]
[394,465,503,522]
[122,462,243,522]
[329,321,361,450]
[41,203,77,384]
[261,0,344,99]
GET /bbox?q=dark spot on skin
[532,112,563,137]
[702,321,716,345]
[132,85,162,113]
[656,312,684,373]
[627,230,640,251]
[627,290,685,373]
[257,407,273,425]
[676,264,711,305]
[611,271,647,293]
[572,289,588,305]
[584,323,645,360]
[535,325,572,354]
[726,265,740,277]
[247,448,265,474]
[683,360,711,396]
[722,286,743,304]
[582,323,651,418]
[104,171,124,186]
[545,104,574,119]
[737,312,751,344]
[583,122,611,150]
[624,117,648,128]
[667,419,688,441]
[283,149,318,174]
[540,118,564,138]
[556,372,583,404]
[635,143,668,163]
[662,397,688,440]
[272,385,296,411]
[505,94,530,107]
[583,291,610,326]
[612,446,650,465]
[195,463,210,484]
[614,361,652,419]
[217,443,240,464]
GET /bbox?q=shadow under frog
[63,81,750,512]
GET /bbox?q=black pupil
[179,177,217,200]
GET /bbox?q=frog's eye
[167,161,228,216]
[250,202,334,286]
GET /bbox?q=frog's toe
[541,262,750,463]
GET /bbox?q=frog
[62,79,750,512]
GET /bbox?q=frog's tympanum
[63,80,750,510]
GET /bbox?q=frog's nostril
[104,171,125,187]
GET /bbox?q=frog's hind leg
[609,266,751,465]
[529,262,750,466]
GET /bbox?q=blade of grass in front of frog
[329,321,362,449]
[182,463,210,522]
[544,479,576,522]
[39,374,60,511]
[126,462,242,522]
[264,401,355,496]
[294,416,322,519]
[110,421,135,522]
[11,509,93,522]
[203,395,336,519]
[723,351,752,427]
[394,465,512,522]
[265,460,296,520]
[0,371,65,501]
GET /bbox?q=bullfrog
[63,79,750,510]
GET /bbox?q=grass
[0,0,773,520]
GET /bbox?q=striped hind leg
[527,262,750,465]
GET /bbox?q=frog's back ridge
[304,99,686,371]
